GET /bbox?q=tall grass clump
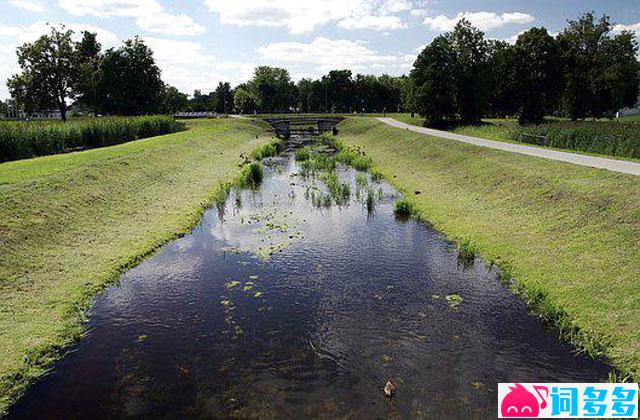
[512,121,640,159]
[295,148,310,161]
[0,116,184,162]
[335,148,373,171]
[394,198,415,217]
[238,162,264,188]
[250,141,280,160]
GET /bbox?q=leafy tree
[97,37,164,115]
[213,82,234,114]
[450,20,490,123]
[411,19,490,125]
[248,66,296,113]
[160,85,188,114]
[7,25,77,121]
[411,35,457,125]
[189,89,212,111]
[75,31,102,114]
[514,28,562,124]
[323,70,354,112]
[487,40,519,118]
[0,100,7,117]
[558,12,640,118]
[233,84,258,114]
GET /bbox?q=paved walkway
[378,117,640,176]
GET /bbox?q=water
[10,143,609,419]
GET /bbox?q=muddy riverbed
[9,141,609,419]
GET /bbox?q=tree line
[7,26,179,121]
[411,12,640,126]
[5,12,640,124]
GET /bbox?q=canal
[9,137,608,418]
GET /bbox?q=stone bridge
[262,116,344,137]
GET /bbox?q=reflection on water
[10,146,609,419]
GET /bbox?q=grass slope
[0,118,270,413]
[338,117,640,378]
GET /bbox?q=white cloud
[379,0,411,14]
[57,0,163,17]
[422,11,534,32]
[410,9,428,17]
[58,0,204,36]
[257,37,410,75]
[613,22,640,36]
[205,0,410,34]
[10,0,44,12]
[338,15,405,31]
[137,13,206,36]
[140,36,254,93]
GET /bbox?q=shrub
[0,116,184,162]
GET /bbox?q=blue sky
[1,0,639,98]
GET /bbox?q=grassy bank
[0,118,270,413]
[0,115,183,162]
[338,117,640,378]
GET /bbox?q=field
[0,116,183,162]
[0,118,271,413]
[338,117,640,379]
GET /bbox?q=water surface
[10,146,608,419]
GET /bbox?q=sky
[1,0,639,99]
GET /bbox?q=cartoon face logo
[501,383,548,417]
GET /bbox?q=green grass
[338,117,640,379]
[0,118,271,414]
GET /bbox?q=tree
[7,25,77,121]
[558,12,640,119]
[97,37,164,115]
[411,19,490,126]
[160,85,188,114]
[213,82,234,114]
[450,19,490,123]
[0,100,7,117]
[75,31,102,114]
[514,28,562,124]
[323,70,354,112]
[248,66,296,113]
[233,84,257,114]
[487,40,519,118]
[411,35,457,125]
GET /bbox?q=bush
[511,121,640,159]
[0,116,184,162]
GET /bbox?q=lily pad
[445,293,463,309]
[225,280,241,289]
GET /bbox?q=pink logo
[500,383,548,417]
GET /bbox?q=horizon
[1,0,640,99]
